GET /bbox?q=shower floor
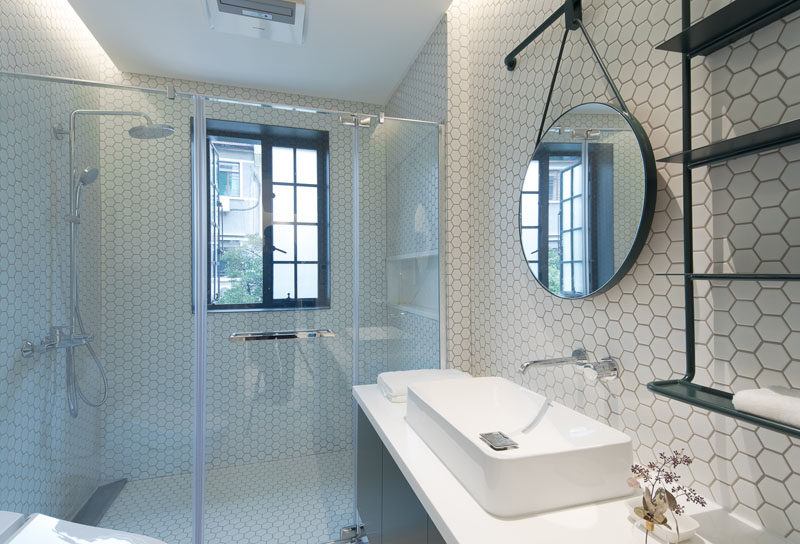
[100,450,354,544]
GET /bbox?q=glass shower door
[0,73,197,544]
[195,98,443,543]
[200,98,356,544]
[356,116,443,387]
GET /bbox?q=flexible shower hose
[66,220,108,418]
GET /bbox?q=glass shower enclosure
[0,71,443,544]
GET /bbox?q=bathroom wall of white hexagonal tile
[0,3,443,543]
[412,0,800,540]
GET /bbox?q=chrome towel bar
[229,329,335,342]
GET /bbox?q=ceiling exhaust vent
[205,0,307,44]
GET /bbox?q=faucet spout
[518,347,588,373]
[517,346,620,382]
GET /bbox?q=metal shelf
[658,273,800,281]
[658,119,800,168]
[657,0,800,57]
[647,380,800,438]
[691,273,800,281]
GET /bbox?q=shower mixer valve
[21,326,93,358]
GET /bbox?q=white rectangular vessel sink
[406,376,632,518]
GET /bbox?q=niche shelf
[647,0,800,438]
[387,250,439,320]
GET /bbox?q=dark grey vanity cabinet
[357,406,446,544]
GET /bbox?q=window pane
[296,149,318,185]
[297,225,318,261]
[296,186,318,223]
[563,263,573,292]
[561,169,572,198]
[562,230,572,261]
[216,237,263,305]
[297,264,318,299]
[549,172,559,201]
[520,194,538,227]
[549,203,559,236]
[573,196,583,228]
[522,160,539,192]
[273,185,294,223]
[273,264,295,300]
[562,200,571,230]
[273,224,295,261]
[272,147,294,183]
[218,162,241,197]
[573,263,585,293]
[521,227,538,262]
[573,164,583,196]
[573,228,584,263]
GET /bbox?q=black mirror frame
[519,102,658,299]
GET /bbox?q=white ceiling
[66,0,451,105]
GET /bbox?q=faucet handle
[592,357,619,381]
[47,326,66,343]
[571,346,588,361]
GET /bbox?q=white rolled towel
[732,386,800,428]
[377,369,470,403]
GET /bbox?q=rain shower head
[128,123,175,140]
[79,167,99,185]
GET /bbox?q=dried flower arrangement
[627,449,707,542]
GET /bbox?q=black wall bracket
[504,0,582,71]
[503,0,631,146]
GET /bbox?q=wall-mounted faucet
[518,345,619,382]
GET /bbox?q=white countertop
[353,384,789,544]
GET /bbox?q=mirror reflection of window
[519,103,654,299]
[524,132,618,296]
[521,161,540,271]
[556,157,585,295]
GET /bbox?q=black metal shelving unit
[647,0,800,438]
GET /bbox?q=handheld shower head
[129,123,175,140]
[74,167,99,217]
[78,167,99,185]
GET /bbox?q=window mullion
[263,138,272,305]
[293,147,299,300]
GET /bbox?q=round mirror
[520,102,656,298]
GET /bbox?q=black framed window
[206,119,330,311]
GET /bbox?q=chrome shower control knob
[21,341,35,358]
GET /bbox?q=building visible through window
[206,119,330,310]
[218,160,241,197]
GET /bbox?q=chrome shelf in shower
[229,329,335,342]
